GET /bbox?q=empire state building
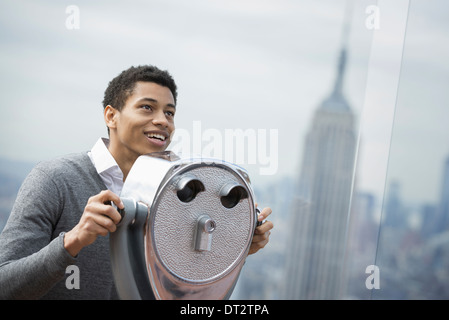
[282,43,357,299]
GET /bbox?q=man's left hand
[248,206,273,255]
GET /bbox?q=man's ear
[104,105,118,131]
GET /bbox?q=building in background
[281,22,357,299]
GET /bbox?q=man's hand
[248,206,273,255]
[64,190,124,257]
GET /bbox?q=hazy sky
[1,0,448,205]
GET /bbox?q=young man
[0,65,273,299]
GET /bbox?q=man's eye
[141,105,152,110]
[166,111,175,117]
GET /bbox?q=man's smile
[145,130,170,147]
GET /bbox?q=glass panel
[370,0,449,299]
[343,0,410,300]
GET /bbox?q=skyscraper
[281,31,357,299]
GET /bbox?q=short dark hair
[102,65,178,112]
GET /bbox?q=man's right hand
[64,190,124,257]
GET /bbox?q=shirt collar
[89,137,123,177]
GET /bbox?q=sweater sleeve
[0,166,77,299]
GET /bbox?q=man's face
[107,81,176,163]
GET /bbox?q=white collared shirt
[87,137,124,196]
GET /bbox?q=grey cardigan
[0,152,119,299]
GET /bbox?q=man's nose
[152,110,169,127]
